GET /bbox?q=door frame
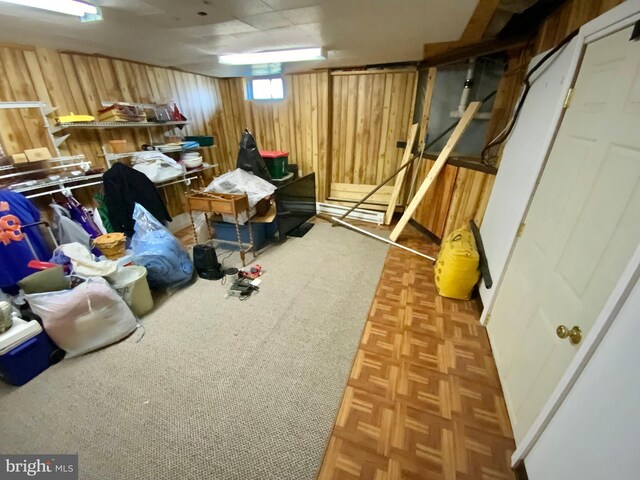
[509,0,640,467]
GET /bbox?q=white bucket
[108,266,154,317]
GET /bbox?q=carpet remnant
[0,222,388,480]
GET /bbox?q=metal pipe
[332,217,436,262]
[458,58,476,115]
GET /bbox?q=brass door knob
[556,325,582,345]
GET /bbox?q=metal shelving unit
[14,174,104,199]
[0,154,103,199]
[57,120,190,129]
[101,146,206,164]
[0,101,70,156]
[0,155,86,172]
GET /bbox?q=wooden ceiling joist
[421,36,531,67]
[422,0,529,67]
[461,0,502,42]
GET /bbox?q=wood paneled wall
[215,73,330,200]
[0,45,229,216]
[413,0,624,240]
[330,71,417,187]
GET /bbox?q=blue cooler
[0,319,55,386]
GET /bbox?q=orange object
[93,232,126,259]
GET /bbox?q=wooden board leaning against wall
[0,44,233,218]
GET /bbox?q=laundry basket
[108,266,154,317]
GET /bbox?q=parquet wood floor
[317,225,516,480]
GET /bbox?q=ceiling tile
[261,0,320,11]
[95,0,164,15]
[280,5,322,25]
[175,20,258,38]
[213,0,274,17]
[241,12,292,31]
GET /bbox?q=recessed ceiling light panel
[218,48,325,66]
[0,0,101,21]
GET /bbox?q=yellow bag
[434,227,480,300]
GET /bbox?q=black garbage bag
[236,129,272,182]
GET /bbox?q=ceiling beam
[421,36,531,67]
[460,0,502,42]
[423,0,503,62]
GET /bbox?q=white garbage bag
[57,242,118,277]
[203,168,276,224]
[25,277,137,358]
[131,151,185,183]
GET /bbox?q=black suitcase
[193,244,223,280]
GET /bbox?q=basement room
[0,0,638,479]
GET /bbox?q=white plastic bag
[25,277,137,358]
[204,168,275,224]
[131,151,185,183]
[57,242,118,277]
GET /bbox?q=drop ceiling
[0,0,479,77]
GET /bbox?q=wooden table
[186,191,256,266]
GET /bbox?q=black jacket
[102,162,172,236]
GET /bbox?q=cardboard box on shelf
[24,148,52,162]
[12,153,28,164]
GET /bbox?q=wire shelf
[57,121,190,129]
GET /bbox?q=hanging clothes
[102,163,172,237]
[64,194,102,239]
[0,189,52,290]
[94,191,114,233]
[49,203,92,251]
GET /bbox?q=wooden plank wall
[0,44,229,216]
[413,0,624,241]
[215,73,330,200]
[330,71,417,188]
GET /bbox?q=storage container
[185,135,215,147]
[108,266,154,317]
[260,150,289,179]
[0,330,55,386]
[213,220,277,251]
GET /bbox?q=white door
[479,38,581,322]
[525,276,640,480]
[487,24,640,443]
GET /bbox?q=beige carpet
[0,221,388,480]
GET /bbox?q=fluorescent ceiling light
[0,0,98,17]
[219,48,325,65]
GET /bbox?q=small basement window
[247,77,284,100]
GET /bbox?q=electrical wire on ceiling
[481,28,580,166]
